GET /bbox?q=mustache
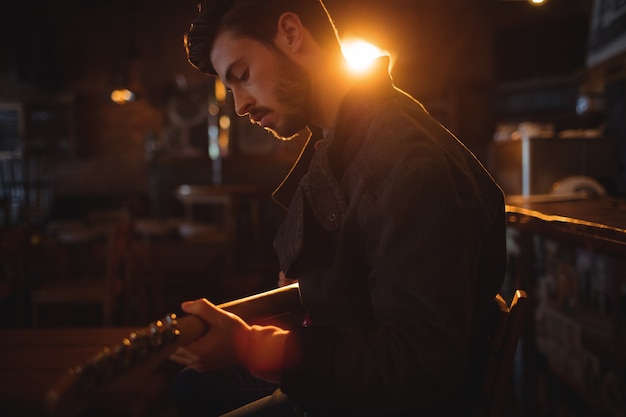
[249,107,271,124]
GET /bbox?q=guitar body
[46,283,303,417]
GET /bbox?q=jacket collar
[271,56,394,209]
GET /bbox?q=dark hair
[184,0,340,76]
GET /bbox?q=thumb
[181,298,220,321]
[180,298,250,329]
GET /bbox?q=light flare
[341,38,388,73]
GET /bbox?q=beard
[264,51,312,140]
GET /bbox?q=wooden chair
[474,289,529,417]
[30,220,132,327]
[0,225,31,325]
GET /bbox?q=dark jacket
[273,58,507,416]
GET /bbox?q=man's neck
[308,56,355,130]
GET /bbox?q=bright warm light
[502,0,547,4]
[219,115,231,129]
[110,88,135,104]
[341,39,387,73]
[215,78,226,103]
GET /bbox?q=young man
[170,0,507,416]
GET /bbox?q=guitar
[45,283,303,417]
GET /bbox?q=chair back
[475,289,529,417]
[30,220,132,326]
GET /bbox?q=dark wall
[0,0,599,221]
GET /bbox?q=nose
[232,87,253,117]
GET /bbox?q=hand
[169,298,251,372]
[278,271,298,287]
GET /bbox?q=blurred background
[1,0,616,228]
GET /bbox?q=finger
[170,355,206,372]
[169,351,193,366]
[173,346,200,360]
[182,298,250,331]
[170,347,199,363]
[169,352,189,365]
[180,298,211,313]
[181,298,222,322]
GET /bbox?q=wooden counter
[505,196,626,256]
[504,196,626,417]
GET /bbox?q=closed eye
[240,68,249,82]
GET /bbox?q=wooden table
[0,326,180,417]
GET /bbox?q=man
[170,0,507,416]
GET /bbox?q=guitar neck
[45,283,302,417]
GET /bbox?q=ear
[274,12,304,54]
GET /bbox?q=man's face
[211,30,312,140]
